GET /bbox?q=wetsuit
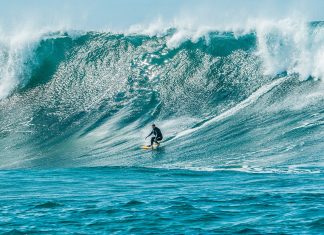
[147,127,163,146]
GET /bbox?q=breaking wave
[0,20,323,172]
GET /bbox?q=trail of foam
[172,76,288,140]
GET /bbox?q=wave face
[0,21,324,171]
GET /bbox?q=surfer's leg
[156,137,162,146]
[150,137,155,146]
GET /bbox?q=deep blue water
[0,168,323,234]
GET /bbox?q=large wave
[0,20,323,171]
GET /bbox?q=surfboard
[141,144,160,150]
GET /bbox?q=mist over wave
[0,19,323,171]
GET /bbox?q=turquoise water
[0,22,324,234]
[0,168,323,234]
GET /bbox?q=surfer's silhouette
[145,124,163,148]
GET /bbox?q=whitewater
[0,18,323,234]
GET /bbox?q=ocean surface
[0,20,323,234]
[0,168,323,234]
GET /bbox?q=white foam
[1,17,324,102]
[127,17,324,80]
[0,24,75,100]
[0,28,40,99]
[254,18,324,80]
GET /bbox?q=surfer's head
[152,124,156,128]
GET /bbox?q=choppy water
[0,168,323,234]
[0,20,323,234]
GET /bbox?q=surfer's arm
[145,131,153,139]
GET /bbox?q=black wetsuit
[147,127,163,146]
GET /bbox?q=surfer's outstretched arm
[145,131,153,139]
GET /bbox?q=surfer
[145,124,163,147]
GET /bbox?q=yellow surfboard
[141,144,160,150]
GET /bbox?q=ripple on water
[2,230,25,235]
[122,200,145,207]
[33,201,62,209]
[309,217,324,229]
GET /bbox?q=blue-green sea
[0,21,324,234]
[0,168,323,234]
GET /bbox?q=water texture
[0,168,323,234]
